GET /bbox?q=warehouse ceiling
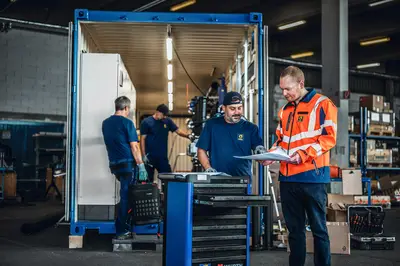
[1,0,399,75]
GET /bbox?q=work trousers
[145,155,172,182]
[114,168,137,236]
[280,182,331,266]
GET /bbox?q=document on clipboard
[234,148,290,161]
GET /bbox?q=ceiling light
[290,51,314,59]
[168,93,173,103]
[369,0,394,7]
[168,82,173,94]
[169,102,173,111]
[356,62,380,69]
[278,20,306,30]
[167,64,173,80]
[166,37,173,61]
[170,0,196,12]
[360,37,390,46]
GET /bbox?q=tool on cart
[159,172,272,266]
[348,206,395,250]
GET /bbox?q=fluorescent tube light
[169,102,173,111]
[168,81,173,94]
[167,64,173,80]
[360,37,390,46]
[290,51,314,59]
[166,37,173,61]
[168,93,173,103]
[278,20,306,30]
[369,0,394,7]
[170,0,196,11]
[356,63,380,69]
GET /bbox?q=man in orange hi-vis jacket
[263,66,337,266]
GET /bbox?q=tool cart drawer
[194,195,271,207]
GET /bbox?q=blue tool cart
[158,172,271,266]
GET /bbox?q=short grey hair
[115,96,131,111]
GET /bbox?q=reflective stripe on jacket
[273,88,338,183]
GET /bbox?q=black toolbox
[129,183,161,225]
[348,205,395,250]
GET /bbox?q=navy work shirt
[102,115,138,165]
[196,116,263,177]
[140,116,178,159]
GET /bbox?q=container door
[65,21,73,222]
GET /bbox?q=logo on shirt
[298,116,304,122]
[237,133,244,141]
[164,124,167,128]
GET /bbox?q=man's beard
[227,115,242,123]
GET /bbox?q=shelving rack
[349,107,400,204]
[33,132,66,197]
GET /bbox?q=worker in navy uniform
[196,91,267,177]
[102,96,148,240]
[140,104,193,181]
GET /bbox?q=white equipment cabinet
[77,53,136,210]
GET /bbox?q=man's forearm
[197,148,211,169]
[176,129,190,139]
[130,143,143,165]
[140,136,146,156]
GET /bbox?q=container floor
[0,201,399,266]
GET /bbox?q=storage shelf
[366,135,400,141]
[366,167,400,171]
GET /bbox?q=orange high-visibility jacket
[272,88,338,183]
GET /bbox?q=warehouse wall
[0,29,68,119]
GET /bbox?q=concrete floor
[0,201,399,266]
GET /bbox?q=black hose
[20,211,64,235]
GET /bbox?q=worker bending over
[196,91,267,177]
[263,66,337,266]
[102,96,148,240]
[140,104,192,181]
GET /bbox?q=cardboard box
[367,149,392,164]
[341,169,362,195]
[360,95,384,112]
[327,194,354,222]
[287,222,350,255]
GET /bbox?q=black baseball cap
[156,104,169,116]
[223,91,243,106]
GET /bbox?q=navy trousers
[145,155,172,182]
[113,166,137,236]
[280,182,331,266]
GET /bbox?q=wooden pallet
[367,124,395,136]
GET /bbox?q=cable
[0,1,13,13]
[172,43,206,95]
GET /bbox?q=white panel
[77,53,119,205]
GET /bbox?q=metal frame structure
[68,9,267,240]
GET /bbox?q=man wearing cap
[196,92,267,177]
[140,104,193,181]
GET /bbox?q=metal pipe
[65,22,73,222]
[269,56,400,80]
[264,26,270,196]
[244,31,249,119]
[133,0,167,11]
[0,16,68,34]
